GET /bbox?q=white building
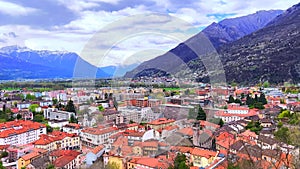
[43,108,75,121]
[0,120,46,145]
[118,106,156,122]
[80,127,118,147]
[215,104,258,123]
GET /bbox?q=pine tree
[228,95,235,103]
[65,100,76,114]
[196,106,206,121]
[259,93,267,105]
[246,94,254,106]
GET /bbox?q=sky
[0,0,298,67]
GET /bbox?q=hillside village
[0,81,299,169]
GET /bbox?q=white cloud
[0,0,299,68]
[0,0,37,16]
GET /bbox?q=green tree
[69,114,78,123]
[113,97,118,110]
[65,100,76,114]
[228,95,235,103]
[277,121,283,128]
[218,118,224,127]
[174,153,188,169]
[253,102,264,109]
[46,164,55,169]
[196,105,206,121]
[29,104,39,113]
[241,93,245,99]
[26,94,36,100]
[16,114,22,120]
[259,93,267,105]
[234,98,242,104]
[105,161,119,169]
[278,110,290,119]
[46,124,53,133]
[52,98,58,105]
[246,95,254,106]
[274,127,290,144]
[263,81,270,88]
[33,114,45,122]
[254,94,258,102]
[98,105,105,112]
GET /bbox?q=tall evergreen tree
[254,94,259,102]
[228,95,235,103]
[65,100,76,114]
[259,93,268,105]
[246,94,254,106]
[196,106,206,121]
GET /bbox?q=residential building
[17,148,48,169]
[215,104,258,123]
[85,145,105,167]
[32,131,80,151]
[49,150,81,169]
[43,108,75,121]
[191,147,218,168]
[147,118,175,131]
[62,123,82,135]
[0,120,46,145]
[80,127,118,147]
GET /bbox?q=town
[0,79,299,169]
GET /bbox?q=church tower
[193,120,200,146]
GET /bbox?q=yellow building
[17,148,47,169]
[33,131,80,151]
[107,156,125,169]
[191,148,218,168]
[147,118,175,130]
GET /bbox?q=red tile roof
[50,149,80,157]
[191,147,218,159]
[215,109,258,117]
[63,123,81,129]
[0,120,46,138]
[148,118,175,125]
[91,145,104,154]
[177,127,194,137]
[81,127,117,135]
[53,156,77,168]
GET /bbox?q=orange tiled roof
[21,152,40,161]
[0,120,45,138]
[53,155,77,168]
[240,130,257,138]
[171,146,193,154]
[81,127,117,135]
[91,145,104,154]
[200,120,220,129]
[215,109,258,117]
[163,125,179,131]
[148,118,175,125]
[20,148,47,161]
[63,123,81,129]
[177,127,194,136]
[191,147,218,159]
[50,149,80,157]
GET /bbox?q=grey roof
[164,133,193,147]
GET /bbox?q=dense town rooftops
[0,120,46,138]
[148,118,175,125]
[81,126,118,135]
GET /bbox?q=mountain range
[126,3,300,84]
[1,3,299,84]
[0,46,119,80]
[124,9,284,79]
